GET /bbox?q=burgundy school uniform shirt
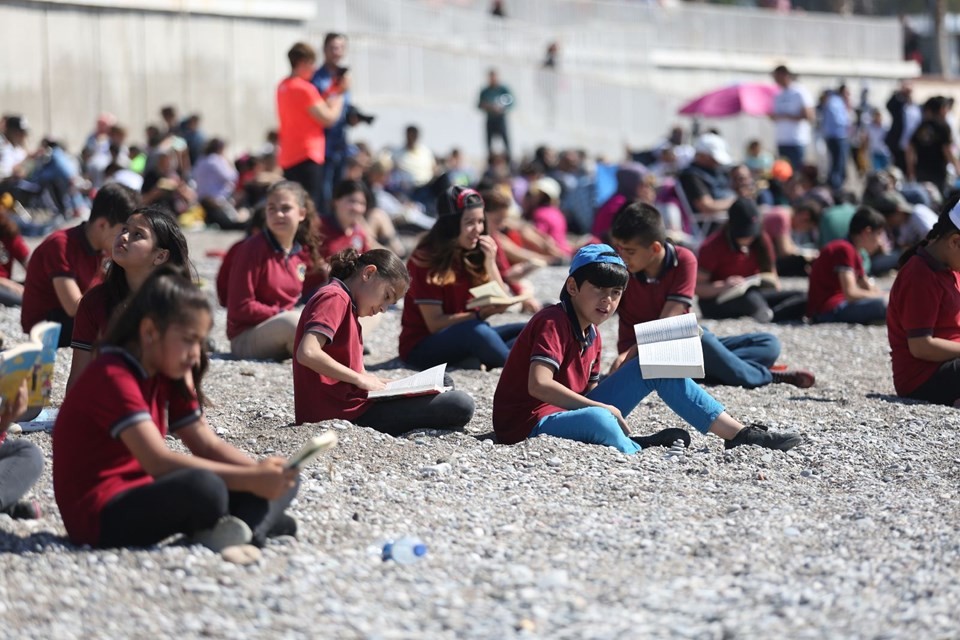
[293,279,368,424]
[70,283,110,351]
[806,238,864,318]
[697,229,775,282]
[52,348,202,546]
[493,302,602,445]
[398,253,475,361]
[226,230,305,340]
[0,234,29,280]
[617,243,697,353]
[21,223,104,332]
[887,248,960,395]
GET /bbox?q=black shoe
[2,499,42,520]
[724,425,802,451]
[267,513,298,539]
[631,427,691,449]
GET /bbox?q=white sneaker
[191,516,253,553]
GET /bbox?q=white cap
[694,133,732,166]
[531,176,561,203]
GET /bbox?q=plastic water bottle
[380,536,427,564]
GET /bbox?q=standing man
[478,69,514,162]
[277,42,346,209]
[312,32,350,212]
[821,84,851,190]
[770,65,815,172]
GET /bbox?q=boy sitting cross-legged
[608,202,815,389]
[492,243,803,453]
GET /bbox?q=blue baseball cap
[569,243,626,275]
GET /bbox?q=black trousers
[699,288,807,323]
[486,119,511,161]
[354,374,475,436]
[98,467,298,549]
[908,358,960,407]
[283,159,324,212]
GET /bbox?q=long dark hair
[100,266,211,406]
[103,206,192,320]
[267,181,322,274]
[899,193,960,268]
[724,222,774,273]
[412,186,489,286]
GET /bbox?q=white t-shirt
[772,84,814,147]
[899,203,938,246]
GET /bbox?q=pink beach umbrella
[677,83,780,117]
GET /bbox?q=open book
[465,281,530,310]
[367,363,451,400]
[0,322,61,418]
[285,431,338,470]
[634,313,704,379]
[715,273,778,305]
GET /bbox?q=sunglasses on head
[456,188,484,212]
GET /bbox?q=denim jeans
[404,319,526,370]
[777,144,805,172]
[531,356,725,454]
[825,137,849,190]
[814,298,887,325]
[701,330,779,389]
[0,439,44,510]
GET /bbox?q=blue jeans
[825,137,849,190]
[0,439,43,510]
[404,319,526,370]
[531,357,725,454]
[702,330,779,389]
[777,144,805,172]
[814,298,887,325]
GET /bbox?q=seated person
[807,206,888,324]
[678,133,736,222]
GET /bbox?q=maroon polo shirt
[70,283,110,351]
[806,239,863,318]
[697,229,775,282]
[398,253,476,361]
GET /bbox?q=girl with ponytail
[887,193,960,406]
[294,248,474,434]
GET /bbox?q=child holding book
[22,183,138,346]
[695,197,806,323]
[492,244,803,453]
[807,206,888,324]
[67,207,192,389]
[0,381,42,519]
[227,181,317,360]
[887,197,960,406]
[399,186,526,370]
[294,248,475,434]
[609,203,814,389]
[54,268,300,550]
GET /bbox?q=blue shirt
[311,66,350,156]
[821,93,850,140]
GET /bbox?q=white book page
[468,281,508,299]
[634,313,700,346]
[637,335,702,365]
[382,363,446,391]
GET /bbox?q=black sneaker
[267,513,298,539]
[631,427,691,449]
[2,499,42,520]
[725,425,802,451]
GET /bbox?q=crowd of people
[1,36,959,561]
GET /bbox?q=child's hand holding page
[0,380,27,433]
[355,371,387,392]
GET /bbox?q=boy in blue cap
[492,244,802,452]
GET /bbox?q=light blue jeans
[530,357,725,454]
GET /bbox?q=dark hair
[0,207,20,240]
[794,198,823,223]
[329,248,410,290]
[90,182,140,226]
[610,202,666,246]
[102,206,192,323]
[562,258,629,303]
[266,181,322,276]
[247,202,267,236]
[849,206,886,238]
[323,32,346,48]
[287,42,316,69]
[899,193,960,267]
[203,138,225,156]
[100,265,211,406]
[332,179,367,202]
[413,186,488,286]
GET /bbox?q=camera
[346,105,375,126]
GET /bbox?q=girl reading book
[227,181,319,360]
[67,206,192,389]
[294,248,474,434]
[695,197,806,323]
[887,196,960,407]
[399,186,526,370]
[0,381,42,519]
[54,267,300,551]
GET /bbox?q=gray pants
[0,438,43,510]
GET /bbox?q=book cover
[285,431,338,470]
[367,363,450,400]
[26,321,61,411]
[634,313,704,379]
[464,281,530,310]
[0,343,43,406]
